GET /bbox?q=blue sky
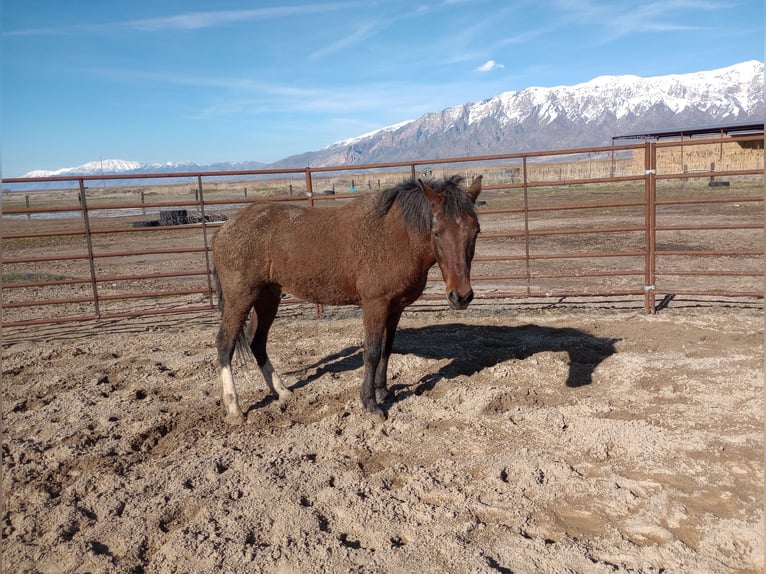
[3,0,763,177]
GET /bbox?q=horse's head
[419,175,482,310]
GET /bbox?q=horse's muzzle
[448,288,474,310]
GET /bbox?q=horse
[212,174,482,424]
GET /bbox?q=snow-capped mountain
[21,159,263,179]
[272,60,764,167]
[15,60,763,181]
[10,159,269,191]
[24,159,144,178]
[329,120,416,149]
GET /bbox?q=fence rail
[2,136,763,328]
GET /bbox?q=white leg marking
[260,360,292,400]
[221,365,244,422]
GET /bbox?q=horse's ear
[418,178,443,207]
[467,175,483,202]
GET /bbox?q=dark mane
[374,175,476,233]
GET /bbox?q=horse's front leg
[374,309,402,403]
[361,303,389,421]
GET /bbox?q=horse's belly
[276,273,361,306]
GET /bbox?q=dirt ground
[2,297,763,573]
[2,174,764,572]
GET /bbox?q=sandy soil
[3,176,763,572]
[2,299,763,573]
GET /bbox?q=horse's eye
[433,231,440,238]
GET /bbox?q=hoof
[369,410,386,424]
[363,401,387,423]
[276,388,293,400]
[224,412,245,426]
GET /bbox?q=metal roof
[612,121,764,142]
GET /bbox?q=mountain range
[17,60,765,182]
[21,159,268,179]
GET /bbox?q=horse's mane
[373,175,476,234]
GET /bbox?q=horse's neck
[399,221,436,270]
[357,198,436,268]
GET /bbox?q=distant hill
[21,159,268,180]
[9,160,269,192]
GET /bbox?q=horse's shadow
[287,323,619,405]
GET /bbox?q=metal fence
[2,135,763,328]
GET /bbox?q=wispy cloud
[550,0,728,41]
[80,65,443,120]
[309,21,380,60]
[126,4,354,32]
[497,27,552,47]
[86,67,322,100]
[475,60,504,72]
[4,3,357,36]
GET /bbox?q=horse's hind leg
[251,287,292,400]
[375,310,402,403]
[216,296,252,424]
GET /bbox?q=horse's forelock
[375,175,476,233]
[437,175,477,222]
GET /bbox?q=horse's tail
[213,265,225,314]
[213,265,254,364]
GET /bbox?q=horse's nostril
[448,289,473,309]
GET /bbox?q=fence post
[644,142,657,314]
[522,156,532,297]
[197,175,215,309]
[305,169,314,207]
[78,178,101,318]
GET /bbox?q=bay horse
[212,174,482,424]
